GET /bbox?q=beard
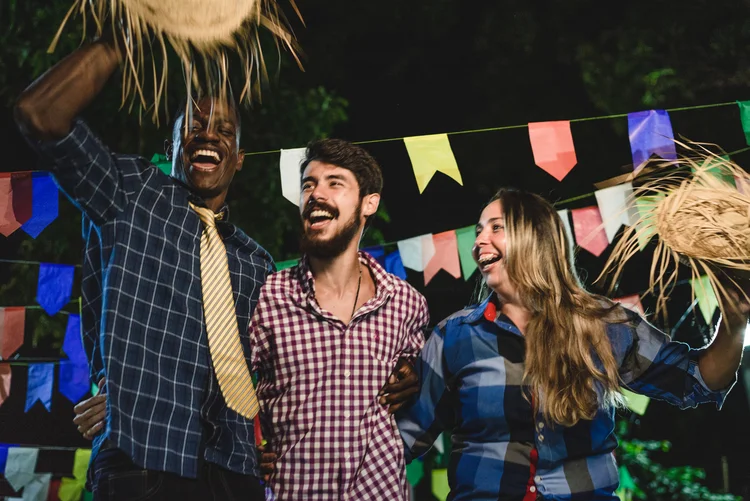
[300,200,363,259]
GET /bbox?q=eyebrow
[475,217,503,231]
[301,173,350,185]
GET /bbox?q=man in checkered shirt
[249,138,430,500]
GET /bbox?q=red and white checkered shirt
[250,251,429,500]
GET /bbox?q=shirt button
[344,370,351,378]
[538,422,544,430]
[530,486,536,493]
[535,475,541,483]
[538,434,545,442]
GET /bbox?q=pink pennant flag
[614,294,645,316]
[571,206,609,257]
[0,364,10,408]
[423,231,462,286]
[0,173,22,237]
[528,121,578,181]
[0,307,25,359]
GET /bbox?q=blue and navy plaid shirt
[397,295,733,501]
[30,119,274,479]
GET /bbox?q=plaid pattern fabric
[30,120,274,478]
[397,295,733,501]
[250,252,429,500]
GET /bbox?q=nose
[473,227,489,255]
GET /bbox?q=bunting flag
[279,148,307,206]
[423,231,461,286]
[0,364,10,408]
[397,234,436,272]
[383,251,407,280]
[622,388,650,415]
[150,153,172,176]
[634,195,664,250]
[61,315,85,364]
[21,172,59,239]
[11,173,33,227]
[594,183,638,243]
[20,473,51,501]
[25,364,54,412]
[691,275,719,325]
[556,209,576,260]
[694,154,735,187]
[275,259,298,271]
[738,100,750,146]
[59,362,90,404]
[36,264,75,316]
[570,206,609,257]
[0,443,13,473]
[431,468,450,501]
[1,307,25,359]
[406,458,424,488]
[4,447,38,491]
[58,449,91,501]
[0,173,22,237]
[403,134,463,194]
[614,294,645,316]
[455,226,478,280]
[627,109,677,170]
[528,121,577,181]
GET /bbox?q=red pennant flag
[0,364,10,408]
[0,307,25,359]
[528,121,578,181]
[0,173,22,237]
[571,206,609,257]
[423,231,462,285]
[11,173,33,226]
[614,294,645,316]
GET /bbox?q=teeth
[478,254,499,264]
[191,149,220,161]
[310,210,333,219]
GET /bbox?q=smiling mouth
[189,148,223,171]
[477,253,502,270]
[307,209,335,229]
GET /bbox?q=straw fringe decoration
[48,0,302,124]
[598,140,750,321]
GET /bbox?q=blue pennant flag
[627,109,677,170]
[59,361,90,403]
[362,246,386,265]
[36,263,75,316]
[21,172,59,238]
[62,314,86,364]
[384,251,407,280]
[25,363,54,412]
[0,444,17,474]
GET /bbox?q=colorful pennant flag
[21,473,51,501]
[36,264,75,316]
[406,458,424,488]
[403,134,463,194]
[622,388,650,415]
[528,121,578,181]
[432,468,450,501]
[21,173,59,239]
[423,231,461,286]
[4,447,38,491]
[25,364,54,412]
[738,101,750,146]
[58,449,91,501]
[627,109,677,170]
[0,443,14,473]
[557,209,576,259]
[279,148,307,206]
[383,251,407,280]
[693,154,735,187]
[571,207,609,257]
[455,226,478,280]
[614,294,645,316]
[11,173,33,227]
[397,234,436,272]
[275,259,298,271]
[594,183,638,243]
[0,173,22,237]
[1,307,25,359]
[691,275,719,325]
[0,364,10,408]
[634,195,664,250]
[59,362,90,404]
[150,153,172,176]
[62,315,85,364]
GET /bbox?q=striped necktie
[190,202,259,419]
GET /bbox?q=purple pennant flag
[59,361,90,403]
[25,363,54,412]
[36,263,75,316]
[627,110,677,170]
[61,314,86,364]
[384,251,407,280]
[21,172,59,238]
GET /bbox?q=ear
[235,148,245,173]
[361,193,380,219]
[164,140,173,161]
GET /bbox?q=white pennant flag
[21,473,51,501]
[594,183,638,243]
[557,209,576,256]
[397,234,436,272]
[5,448,39,491]
[279,148,307,206]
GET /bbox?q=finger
[73,399,107,425]
[388,402,405,414]
[75,406,106,430]
[73,394,106,414]
[97,377,107,392]
[379,385,419,406]
[261,453,277,463]
[381,373,418,395]
[82,420,104,439]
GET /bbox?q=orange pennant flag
[528,121,578,181]
[423,231,462,286]
[571,206,609,257]
[0,307,25,359]
[614,294,645,316]
[0,364,10,408]
[0,174,22,237]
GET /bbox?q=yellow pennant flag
[691,275,719,325]
[58,449,92,501]
[403,134,463,194]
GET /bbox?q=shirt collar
[463,293,523,337]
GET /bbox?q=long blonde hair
[483,189,626,427]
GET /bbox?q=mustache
[303,201,339,219]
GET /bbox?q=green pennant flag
[431,468,450,501]
[635,195,664,250]
[691,275,719,324]
[406,459,424,487]
[276,259,298,271]
[737,101,750,146]
[621,388,649,415]
[150,153,172,175]
[692,154,735,187]
[455,226,478,280]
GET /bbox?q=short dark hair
[300,139,383,197]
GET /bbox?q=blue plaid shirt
[397,296,733,500]
[29,119,274,479]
